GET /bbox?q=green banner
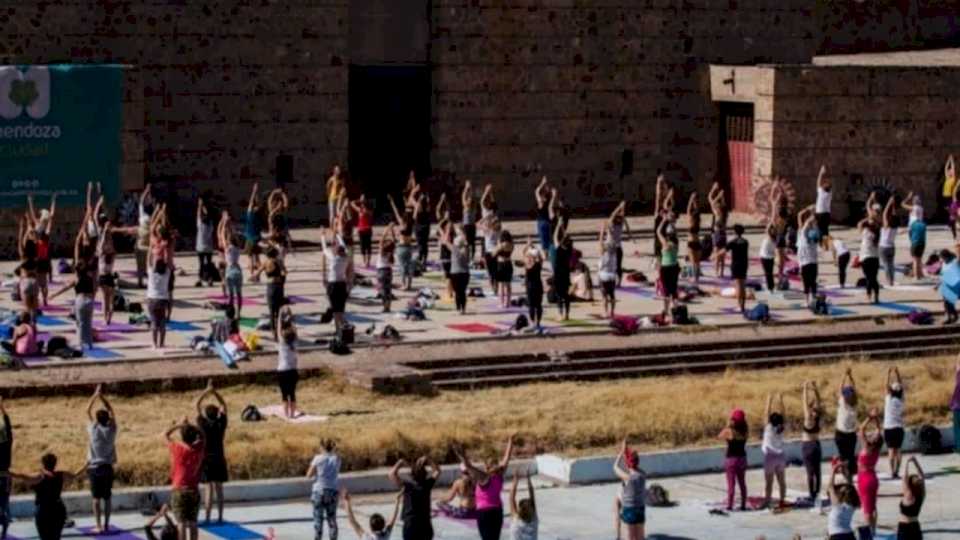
[0,64,124,207]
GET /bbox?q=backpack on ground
[329,337,351,355]
[812,294,829,316]
[513,314,529,331]
[112,290,127,312]
[45,336,68,355]
[907,309,933,325]
[918,424,942,455]
[337,324,355,345]
[241,405,263,422]
[645,484,673,507]
[671,305,690,325]
[745,303,770,323]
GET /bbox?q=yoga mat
[285,295,317,305]
[93,322,139,333]
[828,306,856,316]
[205,295,261,306]
[94,332,128,343]
[200,522,265,540]
[166,320,201,331]
[345,313,379,324]
[36,315,69,326]
[447,322,499,334]
[875,302,920,313]
[238,317,259,329]
[720,306,782,320]
[258,405,329,424]
[77,525,143,539]
[551,318,603,328]
[84,347,123,360]
[618,285,654,298]
[40,304,69,313]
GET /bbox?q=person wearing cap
[613,438,646,540]
[718,408,749,511]
[883,367,906,478]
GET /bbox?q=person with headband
[717,408,748,511]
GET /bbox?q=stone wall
[815,0,960,55]
[2,0,349,224]
[756,64,960,221]
[429,0,817,215]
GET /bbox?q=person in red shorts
[165,418,206,540]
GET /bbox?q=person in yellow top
[326,165,343,226]
[944,155,958,239]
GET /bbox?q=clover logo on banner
[0,66,51,120]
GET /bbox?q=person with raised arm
[656,218,680,320]
[165,417,206,540]
[883,366,906,479]
[85,384,118,533]
[267,187,292,256]
[709,182,729,278]
[897,457,925,540]
[948,155,959,239]
[718,408,748,512]
[375,224,398,313]
[459,434,516,540]
[826,462,859,540]
[326,165,343,226]
[146,247,172,349]
[219,213,244,317]
[307,438,342,540]
[903,191,927,280]
[49,256,97,350]
[801,381,824,510]
[461,180,478,261]
[609,200,632,286]
[814,165,832,250]
[388,195,416,291]
[444,224,471,315]
[389,456,441,540]
[686,193,702,284]
[480,213,504,294]
[135,185,153,288]
[598,222,619,318]
[352,195,375,268]
[494,228,515,309]
[26,193,56,305]
[320,227,350,335]
[759,188,778,292]
[952,356,960,455]
[275,306,300,418]
[195,197,217,287]
[761,393,787,510]
[614,438,646,540]
[796,205,820,307]
[523,238,545,331]
[9,453,86,540]
[344,489,402,540]
[436,194,454,300]
[879,195,898,287]
[535,176,553,252]
[836,368,860,475]
[509,469,538,540]
[551,223,573,321]
[96,218,137,326]
[653,175,667,266]
[413,192,432,266]
[858,206,882,304]
[856,408,884,534]
[243,182,263,281]
[727,224,749,313]
[16,214,40,322]
[195,380,229,524]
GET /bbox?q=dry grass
[8,354,958,491]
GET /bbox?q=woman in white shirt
[858,199,882,304]
[146,251,171,349]
[884,366,906,479]
[276,306,299,419]
[815,165,833,249]
[826,462,859,540]
[796,206,819,307]
[762,393,787,510]
[879,197,898,287]
[836,369,860,475]
[598,224,619,318]
[321,229,350,334]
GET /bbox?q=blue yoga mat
[36,315,69,326]
[828,306,856,316]
[875,302,919,313]
[166,320,201,331]
[201,522,265,540]
[85,347,123,360]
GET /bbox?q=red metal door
[719,104,755,212]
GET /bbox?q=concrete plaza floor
[7,452,960,539]
[4,214,952,367]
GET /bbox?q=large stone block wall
[429,0,817,215]
[2,0,349,223]
[756,64,960,220]
[815,0,960,55]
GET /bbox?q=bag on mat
[645,484,672,507]
[329,337,351,355]
[745,303,770,323]
[812,294,829,316]
[918,424,942,455]
[241,405,263,422]
[671,305,690,325]
[907,309,933,325]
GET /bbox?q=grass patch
[6,355,958,491]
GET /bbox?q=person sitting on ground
[389,456,441,540]
[344,489,402,540]
[898,456,925,540]
[144,504,179,540]
[614,438,646,540]
[903,192,926,279]
[195,380,229,524]
[826,462,859,540]
[509,469,538,540]
[1,311,39,357]
[437,465,477,519]
[307,438,342,540]
[762,393,787,510]
[939,249,959,324]
[458,434,516,540]
[165,417,206,540]
[85,384,117,534]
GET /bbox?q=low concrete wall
[9,460,537,519]
[537,424,955,485]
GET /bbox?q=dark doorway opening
[349,65,431,212]
[716,102,755,213]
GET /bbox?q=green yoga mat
[238,317,260,329]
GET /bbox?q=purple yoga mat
[285,295,316,304]
[77,525,143,539]
[94,332,128,342]
[206,295,261,306]
[93,322,139,333]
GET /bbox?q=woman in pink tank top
[457,434,516,540]
[856,408,883,535]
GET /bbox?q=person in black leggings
[551,225,573,321]
[802,381,824,508]
[444,226,471,315]
[897,457,925,540]
[12,453,84,540]
[858,197,882,304]
[413,193,431,265]
[524,241,545,331]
